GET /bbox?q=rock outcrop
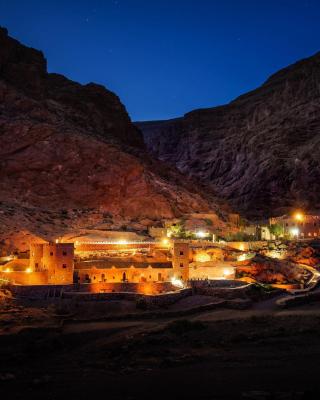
[0,27,226,249]
[137,51,320,218]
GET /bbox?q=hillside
[0,27,226,251]
[137,52,320,218]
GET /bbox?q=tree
[269,223,284,238]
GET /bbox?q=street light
[290,227,299,237]
[294,212,304,222]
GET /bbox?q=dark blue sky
[1,0,320,121]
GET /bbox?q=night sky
[1,0,320,121]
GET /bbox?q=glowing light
[195,230,207,239]
[4,267,11,273]
[55,239,59,244]
[194,252,211,263]
[290,227,300,237]
[161,238,169,246]
[171,277,184,288]
[294,212,304,222]
[167,231,172,238]
[25,267,32,273]
[239,244,245,251]
[237,254,247,262]
[117,240,127,245]
[223,268,233,277]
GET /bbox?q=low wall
[7,281,186,301]
[0,271,48,285]
[227,241,268,251]
[190,279,252,299]
[62,287,192,307]
[189,264,235,280]
[75,281,177,294]
[9,284,74,298]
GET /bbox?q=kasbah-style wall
[0,241,191,287]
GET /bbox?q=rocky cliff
[0,27,225,250]
[137,52,320,218]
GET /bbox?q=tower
[29,243,44,271]
[43,243,74,284]
[172,241,189,282]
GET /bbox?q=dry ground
[1,294,320,400]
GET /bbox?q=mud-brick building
[270,214,320,238]
[75,241,190,284]
[30,242,74,284]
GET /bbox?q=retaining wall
[62,287,192,307]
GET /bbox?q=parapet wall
[7,281,186,301]
[9,284,74,298]
[190,280,252,299]
[0,271,48,285]
[63,287,192,307]
[226,241,268,251]
[75,281,177,294]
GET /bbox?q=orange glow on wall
[194,252,211,263]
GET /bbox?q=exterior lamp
[161,238,169,246]
[290,227,300,237]
[195,230,207,239]
[171,277,184,288]
[294,212,304,222]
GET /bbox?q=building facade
[270,214,320,238]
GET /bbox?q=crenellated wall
[76,266,173,284]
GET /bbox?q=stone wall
[76,266,173,284]
[190,279,252,299]
[9,284,74,298]
[227,241,268,251]
[7,281,185,300]
[63,287,192,307]
[0,271,48,285]
[75,281,177,294]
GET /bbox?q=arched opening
[122,272,127,282]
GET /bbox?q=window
[180,263,184,268]
[62,264,67,269]
[50,252,53,256]
[62,251,67,256]
[180,251,184,255]
[35,263,38,268]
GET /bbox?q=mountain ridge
[137,50,320,218]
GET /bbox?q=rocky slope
[0,27,226,251]
[137,52,320,218]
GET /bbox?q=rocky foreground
[137,51,320,218]
[2,291,320,399]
